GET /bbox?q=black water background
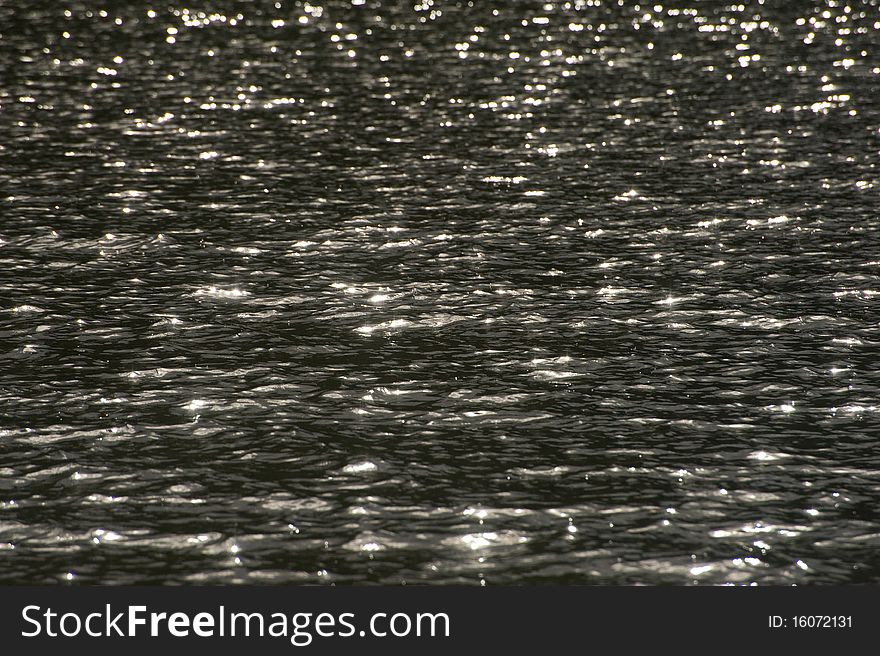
[2,1,880,583]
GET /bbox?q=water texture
[2,0,880,584]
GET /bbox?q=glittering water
[2,1,880,584]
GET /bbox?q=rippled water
[2,0,880,584]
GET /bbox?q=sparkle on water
[2,0,880,585]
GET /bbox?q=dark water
[2,0,880,585]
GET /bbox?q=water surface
[2,0,880,584]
